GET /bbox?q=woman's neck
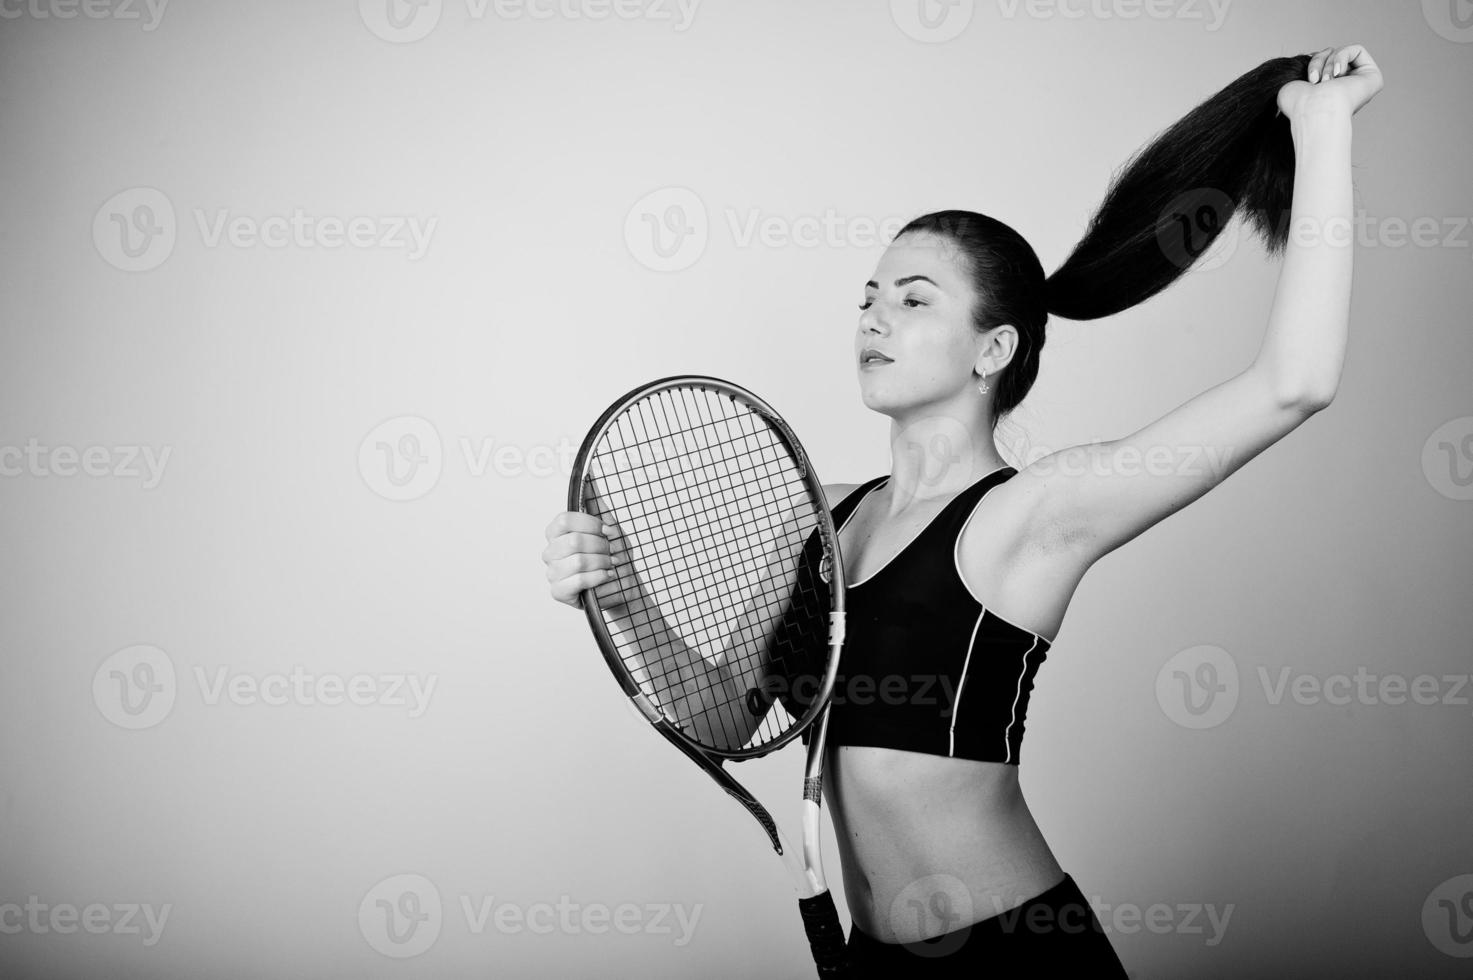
[884,411,1006,506]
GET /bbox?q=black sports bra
[785,466,1052,765]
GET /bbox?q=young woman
[543,44,1382,975]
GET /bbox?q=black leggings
[844,873,1129,978]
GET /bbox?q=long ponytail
[896,53,1313,429]
[1044,53,1312,321]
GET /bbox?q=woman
[542,45,1382,975]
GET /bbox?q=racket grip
[798,890,850,977]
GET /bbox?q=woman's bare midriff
[825,745,1065,943]
[819,473,1084,942]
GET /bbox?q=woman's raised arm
[1017,44,1384,566]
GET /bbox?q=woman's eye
[859,296,925,310]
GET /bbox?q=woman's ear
[976,323,1019,376]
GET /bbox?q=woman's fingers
[541,528,611,564]
[1328,43,1357,78]
[1324,43,1385,111]
[556,569,613,608]
[1339,44,1373,75]
[541,505,643,609]
[1342,44,1384,88]
[544,547,611,581]
[1308,46,1334,83]
[1309,43,1381,85]
[544,508,603,541]
[541,508,620,606]
[547,552,617,608]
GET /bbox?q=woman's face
[856,231,984,415]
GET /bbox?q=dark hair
[896,53,1312,430]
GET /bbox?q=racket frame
[567,373,848,906]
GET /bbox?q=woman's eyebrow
[863,275,941,289]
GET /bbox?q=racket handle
[797,890,850,977]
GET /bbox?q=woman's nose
[859,304,889,334]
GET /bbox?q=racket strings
[603,387,821,733]
[585,385,836,752]
[602,486,811,627]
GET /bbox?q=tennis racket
[567,374,851,978]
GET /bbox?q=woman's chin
[857,380,897,412]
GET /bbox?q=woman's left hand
[1277,43,1384,122]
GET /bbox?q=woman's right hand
[542,506,643,614]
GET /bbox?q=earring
[977,368,990,395]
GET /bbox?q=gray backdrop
[1,0,1469,977]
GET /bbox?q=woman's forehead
[873,233,967,283]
